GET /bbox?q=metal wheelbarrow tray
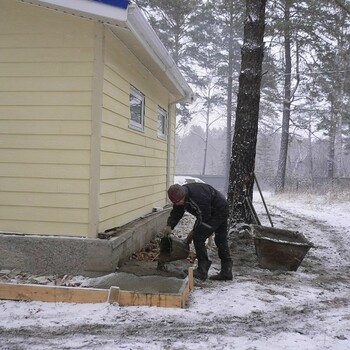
[250,224,314,271]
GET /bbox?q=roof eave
[125,5,193,103]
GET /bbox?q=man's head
[168,184,186,205]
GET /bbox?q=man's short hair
[168,184,186,203]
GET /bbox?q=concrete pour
[82,260,192,294]
[0,211,195,295]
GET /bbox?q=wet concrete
[82,260,192,294]
[118,260,192,279]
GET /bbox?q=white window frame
[129,85,145,132]
[157,106,167,140]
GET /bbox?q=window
[157,106,167,139]
[129,85,144,131]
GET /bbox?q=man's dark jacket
[167,183,228,235]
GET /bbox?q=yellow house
[0,0,193,239]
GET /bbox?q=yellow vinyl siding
[98,29,170,231]
[0,1,95,236]
[0,1,181,237]
[0,163,89,179]
[100,175,164,195]
[0,120,91,135]
[0,77,92,92]
[0,221,88,237]
[0,149,90,165]
[0,91,91,106]
[0,106,92,120]
[0,177,89,194]
[0,62,94,77]
[0,192,88,209]
[100,166,166,179]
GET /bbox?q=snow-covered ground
[0,192,349,350]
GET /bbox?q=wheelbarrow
[246,175,314,271]
[250,224,314,271]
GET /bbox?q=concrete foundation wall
[0,209,170,276]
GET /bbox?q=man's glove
[162,225,172,237]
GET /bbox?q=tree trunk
[328,98,336,179]
[307,115,314,188]
[275,0,292,193]
[227,0,267,225]
[202,100,210,175]
[224,1,235,193]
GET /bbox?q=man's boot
[193,260,212,281]
[209,260,233,281]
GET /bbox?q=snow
[0,192,349,349]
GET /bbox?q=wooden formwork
[0,268,194,308]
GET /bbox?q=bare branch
[333,0,350,14]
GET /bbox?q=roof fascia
[125,5,193,102]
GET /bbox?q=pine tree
[227,0,267,224]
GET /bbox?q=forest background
[135,0,350,192]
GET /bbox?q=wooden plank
[0,268,194,308]
[118,290,182,308]
[107,287,120,304]
[188,267,194,291]
[0,283,108,303]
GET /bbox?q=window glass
[157,106,167,139]
[129,86,144,131]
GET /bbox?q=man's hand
[162,225,172,237]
